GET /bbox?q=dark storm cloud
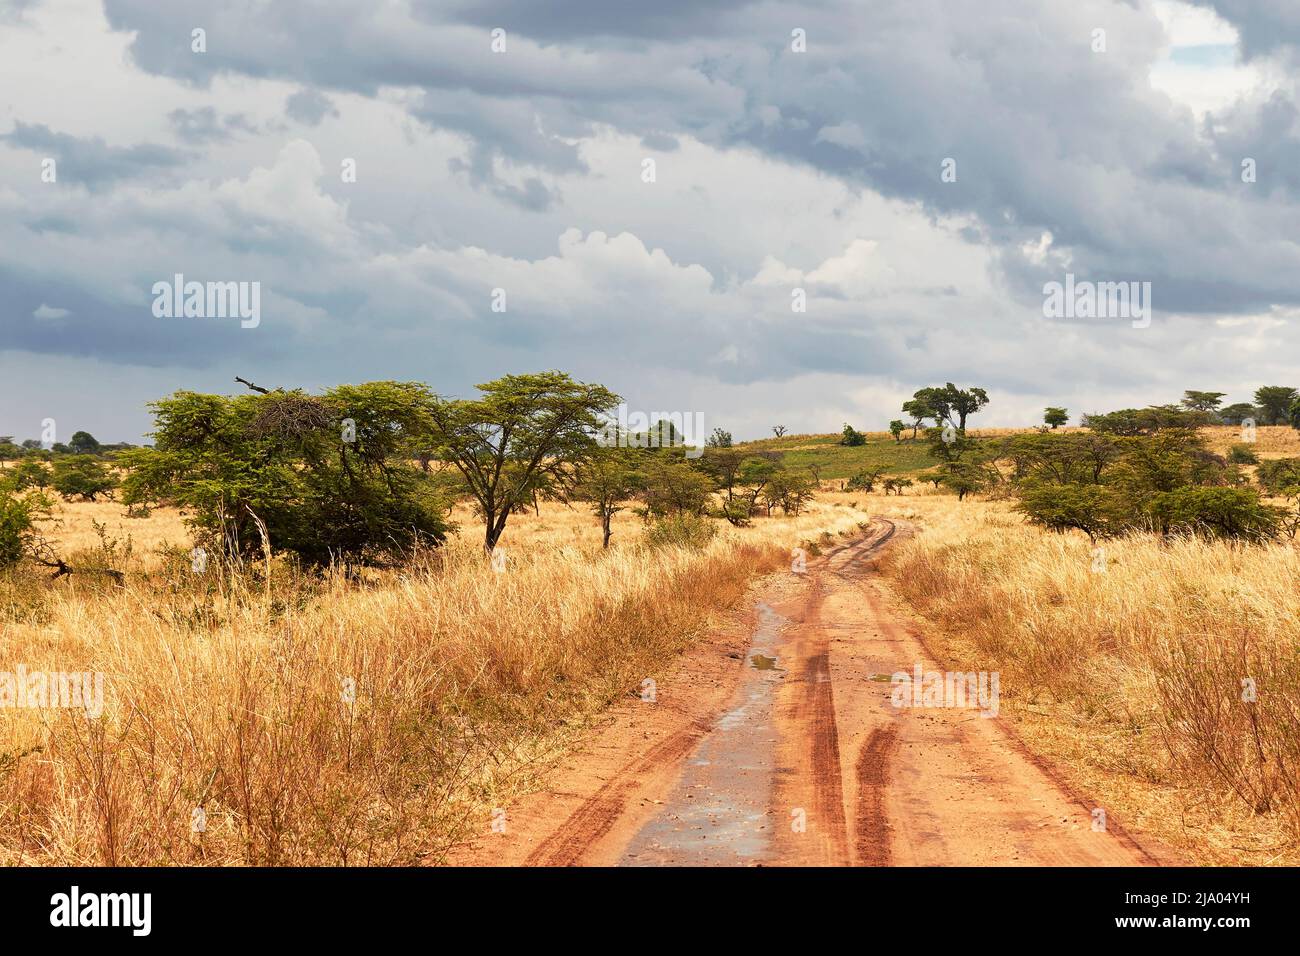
[0,265,292,367]
[285,89,339,126]
[95,0,1300,316]
[1,122,188,187]
[431,0,762,41]
[168,107,258,144]
[1190,1,1300,57]
[7,0,1300,441]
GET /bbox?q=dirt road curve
[450,520,1163,867]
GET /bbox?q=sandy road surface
[450,520,1163,867]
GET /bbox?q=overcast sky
[3,0,1300,443]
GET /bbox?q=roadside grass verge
[878,495,1300,865]
[0,497,868,865]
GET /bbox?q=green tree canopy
[840,423,866,446]
[51,455,117,501]
[68,430,102,455]
[1082,405,1208,435]
[1254,386,1297,426]
[122,381,449,566]
[1219,403,1257,426]
[427,371,620,552]
[1043,407,1069,429]
[574,447,643,549]
[1181,391,1227,413]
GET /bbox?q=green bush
[644,514,718,550]
[120,383,450,567]
[1012,430,1282,542]
[840,424,866,446]
[1257,458,1300,496]
[4,458,51,491]
[1227,443,1259,465]
[51,455,117,501]
[1015,482,1123,540]
[0,487,52,568]
[846,467,885,492]
[1144,486,1281,541]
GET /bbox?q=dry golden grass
[879,493,1300,865]
[42,500,190,564]
[1201,424,1300,460]
[0,493,870,865]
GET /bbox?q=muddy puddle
[621,601,788,866]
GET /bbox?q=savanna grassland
[871,456,1300,865]
[0,485,872,865]
[4,421,1299,867]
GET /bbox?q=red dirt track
[450,520,1164,867]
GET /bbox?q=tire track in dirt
[853,725,900,866]
[525,718,713,866]
[795,649,851,865]
[452,517,1170,867]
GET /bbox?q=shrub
[1227,443,1258,465]
[0,487,52,568]
[939,462,986,500]
[638,453,714,518]
[1008,429,1278,542]
[51,455,117,501]
[1258,458,1300,496]
[120,383,450,567]
[644,513,717,550]
[846,468,885,492]
[1015,482,1124,541]
[4,459,51,491]
[883,476,914,495]
[840,424,866,446]
[1145,487,1281,541]
[762,469,816,515]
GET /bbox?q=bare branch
[235,376,277,395]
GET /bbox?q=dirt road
[451,520,1163,867]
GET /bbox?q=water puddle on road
[621,602,788,866]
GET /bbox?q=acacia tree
[908,384,988,433]
[762,469,815,515]
[1254,386,1298,426]
[889,419,905,442]
[1219,402,1257,425]
[940,383,989,432]
[901,392,938,439]
[883,476,914,495]
[846,467,886,492]
[575,448,643,548]
[7,458,51,490]
[639,452,714,518]
[0,486,52,567]
[68,430,101,455]
[727,457,778,524]
[1181,391,1226,413]
[51,456,117,501]
[941,461,986,501]
[122,381,449,566]
[1043,407,1068,429]
[427,371,619,553]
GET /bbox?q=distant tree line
[0,371,829,575]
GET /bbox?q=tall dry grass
[0,495,870,865]
[881,494,1300,863]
